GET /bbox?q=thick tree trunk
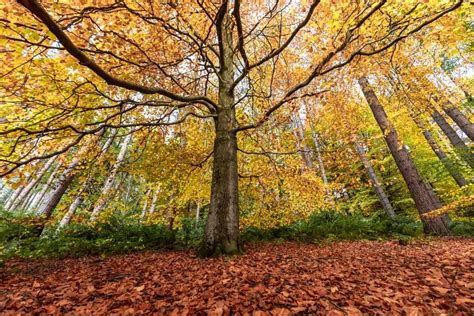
[354,140,396,220]
[442,105,474,141]
[358,77,450,235]
[201,9,241,257]
[90,133,132,222]
[201,109,241,256]
[8,156,56,211]
[432,110,474,169]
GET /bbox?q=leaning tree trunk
[354,139,397,220]
[411,114,468,187]
[442,103,474,141]
[358,77,450,235]
[8,156,56,211]
[29,163,60,212]
[38,159,80,219]
[200,11,241,257]
[4,174,32,210]
[432,110,474,169]
[89,133,132,222]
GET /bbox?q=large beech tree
[0,0,464,255]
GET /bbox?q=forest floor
[0,238,473,315]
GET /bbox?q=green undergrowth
[1,210,472,261]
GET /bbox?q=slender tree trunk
[30,163,60,213]
[4,174,32,210]
[56,181,87,231]
[292,114,313,169]
[354,139,396,220]
[442,105,474,141]
[432,110,474,169]
[149,188,159,215]
[195,202,201,223]
[140,188,151,220]
[38,160,80,219]
[90,133,132,222]
[9,156,56,211]
[358,77,450,235]
[201,11,241,256]
[410,114,468,187]
[422,130,468,188]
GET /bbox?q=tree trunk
[149,188,159,214]
[292,114,313,169]
[442,105,474,141]
[4,174,32,210]
[432,110,474,169]
[30,163,60,213]
[8,156,56,211]
[201,10,241,257]
[56,189,84,231]
[358,77,450,235]
[354,139,397,220]
[89,133,132,222]
[38,160,79,219]
[140,188,151,220]
[201,109,240,256]
[411,115,468,187]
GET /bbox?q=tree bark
[422,129,468,187]
[442,105,474,141]
[89,133,132,222]
[201,10,241,257]
[30,163,60,213]
[410,114,468,187]
[354,139,397,220]
[38,160,80,219]
[140,188,151,220]
[358,76,450,235]
[432,110,474,169]
[8,156,56,211]
[292,114,313,169]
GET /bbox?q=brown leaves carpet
[1,239,473,315]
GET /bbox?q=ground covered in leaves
[1,238,473,315]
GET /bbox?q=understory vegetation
[2,208,472,261]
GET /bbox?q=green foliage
[1,209,472,261]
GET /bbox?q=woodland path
[1,239,473,315]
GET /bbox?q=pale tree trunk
[55,130,117,225]
[201,11,241,256]
[89,133,132,222]
[358,77,450,235]
[292,114,313,169]
[140,188,151,220]
[354,139,396,220]
[29,163,60,212]
[23,192,38,211]
[8,156,56,211]
[56,179,88,231]
[432,110,474,169]
[195,202,201,223]
[4,174,33,210]
[149,188,160,214]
